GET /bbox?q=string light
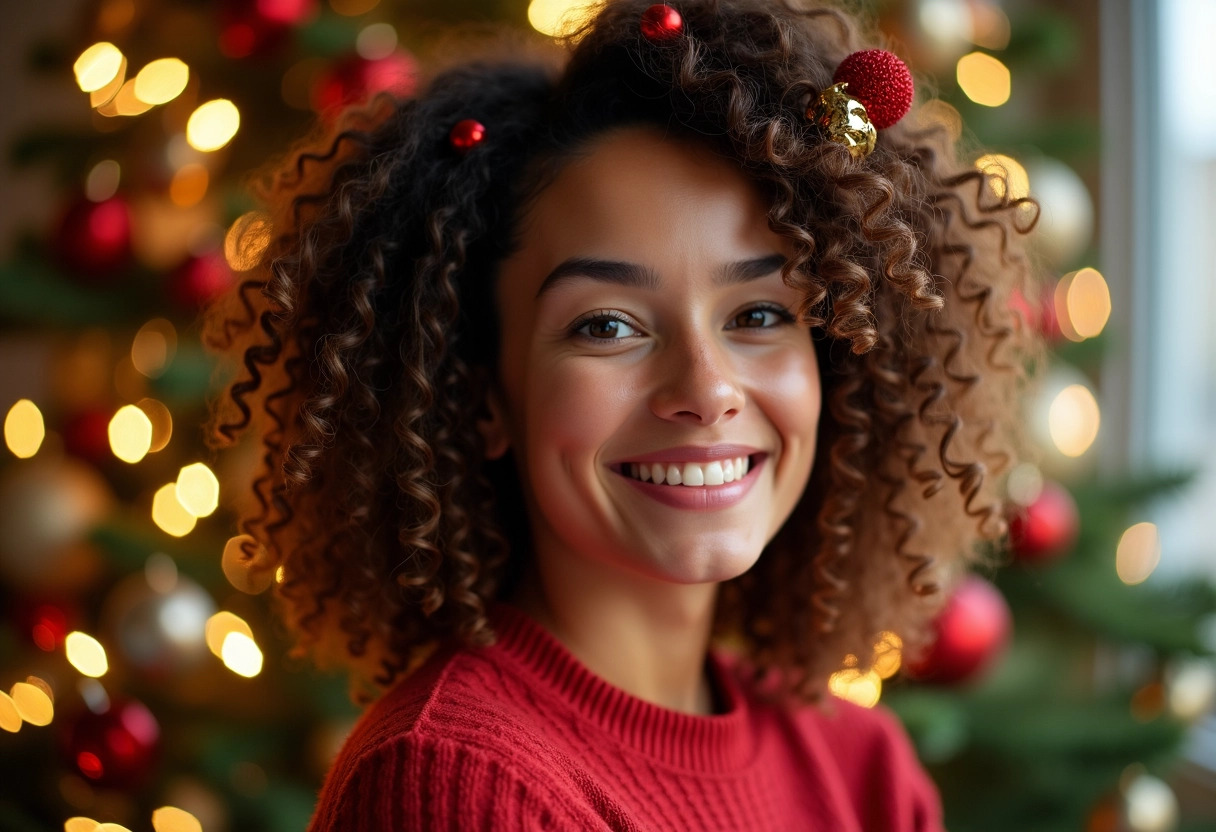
[1062,267,1111,340]
[65,632,109,678]
[133,58,189,105]
[169,163,209,207]
[871,632,903,679]
[175,462,220,518]
[829,663,883,708]
[136,398,173,452]
[5,399,45,458]
[130,318,177,378]
[108,404,153,463]
[10,681,54,726]
[85,160,121,202]
[527,0,602,37]
[1048,383,1100,457]
[956,52,1011,107]
[0,691,21,732]
[74,43,124,92]
[1117,522,1161,585]
[64,818,100,832]
[221,631,264,677]
[151,806,203,832]
[186,99,240,152]
[975,153,1029,201]
[205,611,254,657]
[152,483,197,537]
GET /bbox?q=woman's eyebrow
[534,253,787,299]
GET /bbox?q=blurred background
[0,1,1214,830]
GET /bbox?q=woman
[207,1,1037,828]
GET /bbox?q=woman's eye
[573,313,638,340]
[729,305,794,329]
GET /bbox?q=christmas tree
[0,1,1213,831]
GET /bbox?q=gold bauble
[808,82,876,159]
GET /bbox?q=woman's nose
[648,331,746,425]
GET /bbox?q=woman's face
[484,127,821,588]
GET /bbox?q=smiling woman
[203,1,1038,829]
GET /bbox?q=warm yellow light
[131,318,177,378]
[10,682,54,726]
[829,667,882,708]
[134,58,189,105]
[975,153,1029,201]
[176,462,220,518]
[1048,383,1100,457]
[94,824,134,832]
[186,99,240,152]
[221,631,264,677]
[527,0,602,37]
[0,691,21,733]
[872,631,903,680]
[917,99,962,143]
[1065,267,1111,339]
[956,52,1011,107]
[151,805,203,832]
[108,404,153,463]
[5,399,45,458]
[224,211,273,272]
[136,398,173,452]
[85,160,121,202]
[205,611,254,657]
[74,42,124,92]
[64,818,100,832]
[101,79,154,117]
[1005,462,1044,507]
[1052,271,1084,342]
[168,163,209,207]
[152,483,198,537]
[66,632,109,677]
[1117,522,1161,585]
[275,565,286,584]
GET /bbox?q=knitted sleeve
[307,732,586,831]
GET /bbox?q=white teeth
[625,456,753,487]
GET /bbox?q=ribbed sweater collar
[483,600,757,773]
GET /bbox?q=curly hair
[205,0,1039,704]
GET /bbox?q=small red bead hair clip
[807,49,914,159]
[640,4,683,42]
[449,118,487,154]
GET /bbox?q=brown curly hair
[205,0,1039,703]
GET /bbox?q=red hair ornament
[808,49,914,159]
[640,4,683,41]
[449,118,486,154]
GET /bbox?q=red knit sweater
[309,601,944,831]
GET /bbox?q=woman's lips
[612,454,767,511]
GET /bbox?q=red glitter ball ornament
[832,49,914,130]
[449,119,487,154]
[906,575,1011,685]
[640,4,683,41]
[1009,480,1080,565]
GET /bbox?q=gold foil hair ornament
[808,50,915,159]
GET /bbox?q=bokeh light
[527,0,602,37]
[1117,522,1161,585]
[221,631,264,677]
[5,399,45,458]
[169,163,209,207]
[65,632,109,677]
[85,160,121,202]
[136,397,173,452]
[176,462,219,518]
[103,79,153,116]
[205,611,254,657]
[10,681,54,726]
[108,404,153,463]
[1048,384,1100,457]
[872,632,903,680]
[1061,267,1111,340]
[74,43,124,92]
[0,691,22,732]
[152,483,197,537]
[133,58,188,105]
[956,51,1011,107]
[975,153,1030,201]
[64,819,100,832]
[356,23,398,60]
[828,665,882,708]
[917,99,962,143]
[131,318,177,378]
[186,99,240,152]
[151,805,203,832]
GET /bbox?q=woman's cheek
[525,357,642,459]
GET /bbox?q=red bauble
[832,49,914,129]
[640,4,684,41]
[53,196,131,282]
[907,575,1011,685]
[449,119,487,154]
[1009,480,1080,564]
[63,408,113,465]
[172,250,234,308]
[63,698,160,789]
[311,51,419,115]
[218,0,317,59]
[9,599,76,652]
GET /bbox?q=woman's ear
[476,379,511,461]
